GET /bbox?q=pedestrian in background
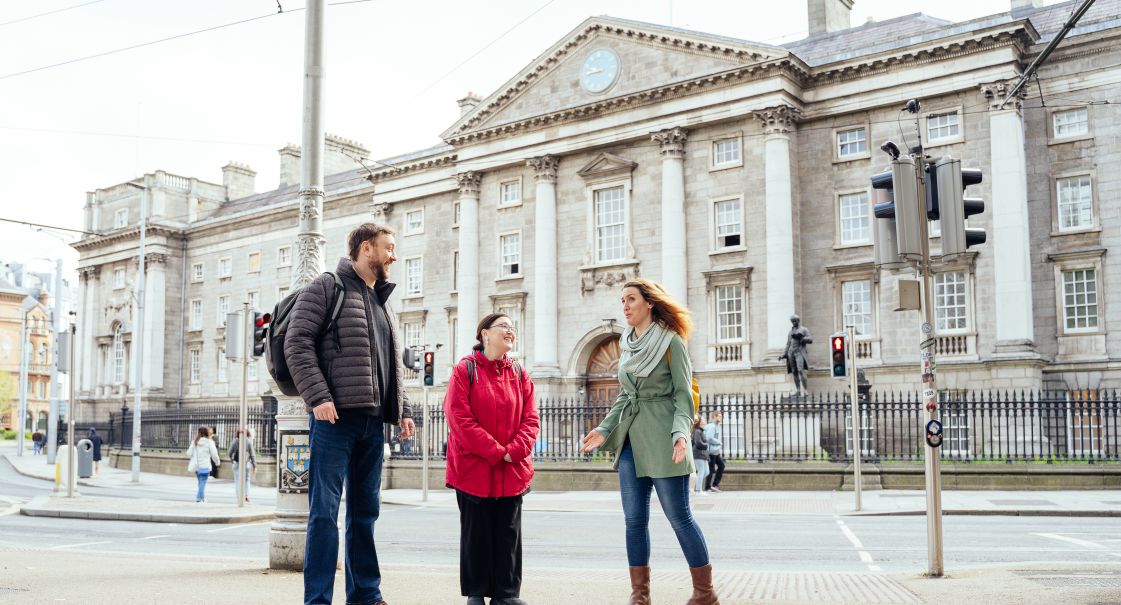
[445,312,539,605]
[228,428,257,503]
[703,412,725,493]
[580,279,721,605]
[187,426,220,503]
[692,416,710,495]
[31,431,43,455]
[87,428,104,476]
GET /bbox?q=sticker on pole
[921,322,932,334]
[925,419,944,448]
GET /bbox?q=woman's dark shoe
[490,598,528,605]
[466,597,485,605]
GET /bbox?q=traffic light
[932,157,986,257]
[831,334,847,378]
[872,156,922,260]
[402,347,421,372]
[252,312,271,357]
[422,351,435,386]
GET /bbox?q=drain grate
[1017,571,1121,589]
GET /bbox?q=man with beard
[285,222,415,605]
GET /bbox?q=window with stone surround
[451,250,459,292]
[702,268,751,366]
[247,290,260,312]
[112,324,125,384]
[114,268,126,289]
[926,109,961,144]
[498,178,522,208]
[189,348,200,383]
[191,263,204,282]
[941,409,971,458]
[714,285,744,343]
[495,304,521,357]
[217,296,230,327]
[934,272,968,333]
[499,232,521,278]
[277,246,291,267]
[404,257,423,297]
[453,201,460,228]
[838,192,870,245]
[402,321,422,350]
[1056,175,1094,231]
[712,197,743,250]
[711,137,742,169]
[836,127,867,159]
[247,252,261,273]
[115,208,129,228]
[594,186,626,263]
[1061,268,1098,333]
[248,358,257,381]
[217,347,228,382]
[219,257,232,278]
[1053,108,1089,139]
[841,280,873,336]
[405,209,424,235]
[189,299,203,331]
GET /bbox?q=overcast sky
[0,0,1022,276]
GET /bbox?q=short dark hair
[347,222,395,261]
[473,313,510,351]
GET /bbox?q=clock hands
[585,67,604,76]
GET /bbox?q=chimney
[1010,0,1046,15]
[457,92,482,117]
[324,134,370,177]
[807,0,854,35]
[222,162,256,200]
[278,144,301,188]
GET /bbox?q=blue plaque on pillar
[279,430,310,493]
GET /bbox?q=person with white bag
[187,426,220,503]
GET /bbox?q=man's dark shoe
[491,599,529,605]
[467,597,485,605]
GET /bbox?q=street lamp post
[16,307,30,456]
[46,258,64,464]
[125,181,147,483]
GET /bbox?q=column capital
[753,105,801,135]
[370,200,392,222]
[981,80,1025,111]
[651,127,689,158]
[78,266,101,282]
[527,155,560,183]
[455,171,483,197]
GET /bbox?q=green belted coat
[593,334,695,478]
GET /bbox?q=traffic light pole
[238,302,249,508]
[847,325,861,512]
[421,386,429,503]
[913,139,944,578]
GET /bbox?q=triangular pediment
[577,152,637,180]
[442,16,788,142]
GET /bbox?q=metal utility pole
[238,303,249,508]
[66,317,77,498]
[46,258,63,464]
[131,183,147,483]
[17,309,29,456]
[847,325,861,512]
[422,386,430,502]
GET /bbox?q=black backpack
[265,272,345,396]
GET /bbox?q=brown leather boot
[686,563,719,605]
[627,566,651,605]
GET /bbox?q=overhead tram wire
[0,0,108,28]
[0,217,92,237]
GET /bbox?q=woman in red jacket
[445,312,540,605]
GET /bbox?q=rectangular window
[712,138,741,167]
[839,192,870,245]
[277,246,291,267]
[927,110,960,142]
[114,268,126,289]
[714,285,744,343]
[714,198,742,249]
[452,250,459,292]
[837,127,867,158]
[217,348,228,382]
[189,348,200,383]
[496,305,520,356]
[405,209,424,235]
[595,186,626,263]
[114,208,129,228]
[934,272,968,332]
[1062,268,1098,332]
[217,296,230,327]
[453,201,460,227]
[247,290,260,312]
[403,322,422,349]
[278,286,289,301]
[842,280,873,336]
[845,412,876,457]
[219,257,232,278]
[1057,176,1093,231]
[191,263,204,282]
[942,410,971,458]
[1053,108,1088,138]
[247,252,261,273]
[189,299,203,331]
[247,359,258,381]
[405,258,423,296]
[499,180,521,207]
[499,233,521,277]
[1068,393,1101,455]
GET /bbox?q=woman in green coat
[581,279,720,605]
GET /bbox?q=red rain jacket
[444,351,539,498]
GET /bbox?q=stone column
[456,172,482,357]
[754,105,801,356]
[527,156,560,376]
[982,83,1035,354]
[651,128,689,301]
[78,267,99,395]
[141,254,166,390]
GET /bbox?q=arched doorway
[585,337,621,404]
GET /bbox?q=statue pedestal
[269,395,309,571]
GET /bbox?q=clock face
[580,48,620,94]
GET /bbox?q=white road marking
[834,515,878,573]
[206,520,272,533]
[49,541,112,550]
[840,525,865,549]
[1034,533,1106,549]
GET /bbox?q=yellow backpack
[667,349,701,417]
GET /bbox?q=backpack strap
[323,272,345,352]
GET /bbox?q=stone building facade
[73,0,1121,422]
[0,280,52,431]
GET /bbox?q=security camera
[880,140,901,160]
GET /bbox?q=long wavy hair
[622,278,692,340]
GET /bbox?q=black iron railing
[108,406,277,456]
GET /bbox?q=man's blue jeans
[304,413,386,605]
[618,442,710,568]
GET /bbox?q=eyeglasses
[489,323,517,334]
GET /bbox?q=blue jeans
[694,459,709,492]
[195,470,210,501]
[304,413,386,605]
[618,442,710,568]
[233,462,252,499]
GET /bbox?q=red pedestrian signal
[831,334,847,378]
[423,351,435,386]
